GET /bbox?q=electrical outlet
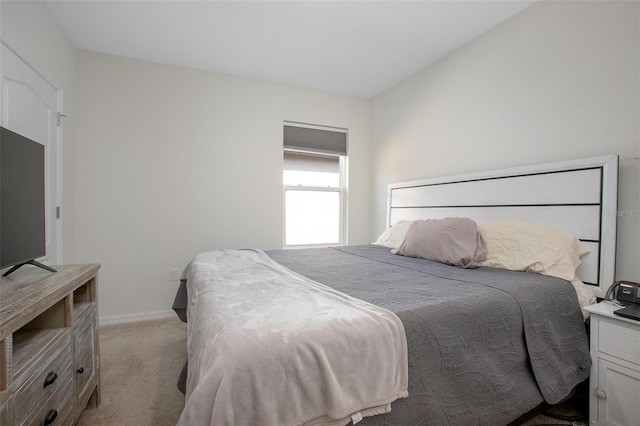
[169,268,181,282]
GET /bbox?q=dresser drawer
[13,339,73,422]
[18,374,73,426]
[598,317,640,366]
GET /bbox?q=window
[283,123,347,247]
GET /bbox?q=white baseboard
[99,309,177,326]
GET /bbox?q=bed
[173,155,618,426]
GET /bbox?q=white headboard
[386,155,618,298]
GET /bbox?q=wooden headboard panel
[386,155,618,298]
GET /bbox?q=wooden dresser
[0,264,100,426]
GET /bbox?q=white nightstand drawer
[598,317,640,366]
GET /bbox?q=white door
[1,42,61,265]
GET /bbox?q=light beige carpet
[76,317,187,426]
[76,316,583,426]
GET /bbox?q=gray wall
[371,0,640,281]
[73,51,370,318]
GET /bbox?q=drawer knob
[595,387,607,400]
[43,371,58,388]
[44,409,58,425]
[77,367,84,374]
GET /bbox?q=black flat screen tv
[1,126,56,277]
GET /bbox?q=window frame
[283,149,347,249]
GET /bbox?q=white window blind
[283,151,340,187]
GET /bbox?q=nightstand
[584,302,640,426]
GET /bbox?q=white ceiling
[45,0,536,99]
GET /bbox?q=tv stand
[2,260,57,277]
[0,264,101,425]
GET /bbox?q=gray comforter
[174,244,590,425]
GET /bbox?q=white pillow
[571,278,597,318]
[373,220,413,249]
[478,221,589,282]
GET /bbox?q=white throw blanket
[178,249,408,426]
